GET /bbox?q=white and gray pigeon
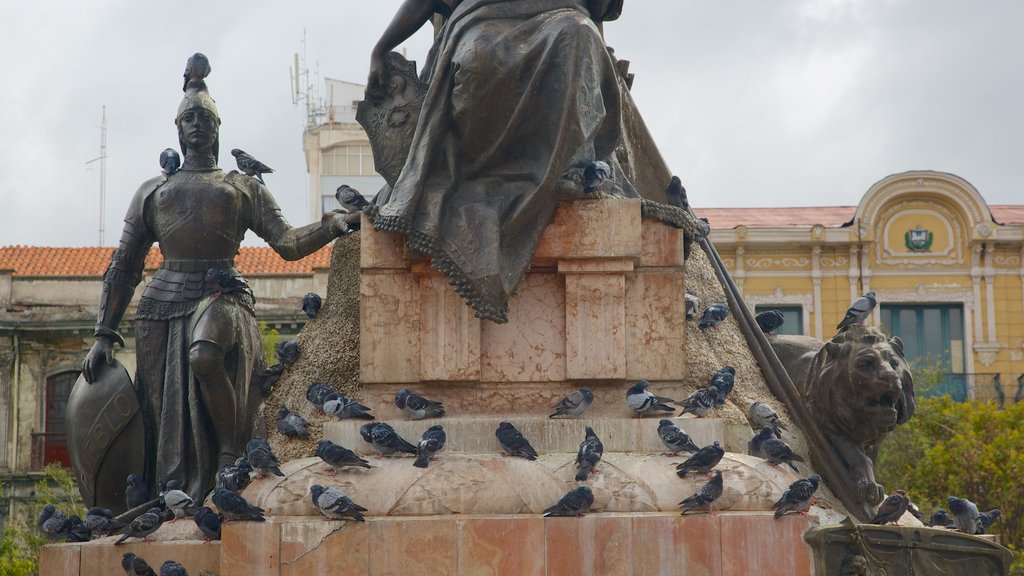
[685,293,701,321]
[324,391,375,420]
[837,291,877,332]
[947,496,981,534]
[626,380,675,417]
[495,421,538,460]
[747,426,779,459]
[245,439,284,478]
[543,486,595,517]
[310,484,367,522]
[709,366,735,406]
[755,309,785,334]
[978,509,1002,534]
[159,148,180,175]
[336,184,370,212]
[679,386,718,418]
[159,560,188,576]
[582,160,611,194]
[747,401,786,436]
[679,469,724,515]
[122,552,157,576]
[395,388,445,420]
[316,439,372,473]
[760,432,805,472]
[305,381,334,412]
[657,419,699,455]
[361,422,418,456]
[301,292,322,319]
[676,442,725,478]
[698,302,729,331]
[231,148,274,184]
[574,426,604,481]
[549,387,594,418]
[275,404,310,439]
[773,475,820,519]
[161,489,195,520]
[414,424,447,468]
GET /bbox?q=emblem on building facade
[905,226,933,252]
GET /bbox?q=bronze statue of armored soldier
[73,55,350,507]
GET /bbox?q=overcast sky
[1,1,1021,247]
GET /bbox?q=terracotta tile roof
[694,207,857,229]
[0,245,333,278]
[991,205,1024,224]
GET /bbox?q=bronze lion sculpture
[771,325,915,506]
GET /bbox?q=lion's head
[804,325,915,446]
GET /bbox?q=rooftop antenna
[85,106,108,245]
[290,30,325,129]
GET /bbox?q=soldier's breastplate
[151,172,244,259]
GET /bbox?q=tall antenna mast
[85,106,108,245]
[289,30,325,128]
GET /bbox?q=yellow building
[697,170,1024,404]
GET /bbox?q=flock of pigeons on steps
[35,290,1003,575]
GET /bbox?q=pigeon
[657,419,699,455]
[255,363,284,395]
[947,496,980,535]
[394,388,445,420]
[122,552,157,576]
[212,487,265,522]
[574,426,604,481]
[747,402,786,436]
[678,386,718,418]
[760,433,805,473]
[747,426,778,459]
[63,516,92,542]
[582,160,611,194]
[336,184,370,212]
[930,508,953,528]
[306,381,335,412]
[301,292,322,319]
[324,391,375,420]
[698,302,729,331]
[38,504,73,540]
[245,440,284,478]
[115,507,166,544]
[543,486,595,517]
[414,424,447,468]
[275,340,301,366]
[159,560,188,576]
[977,509,1002,534]
[204,267,248,295]
[365,422,418,456]
[709,366,736,406]
[665,175,689,211]
[317,439,372,473]
[549,387,594,418]
[837,291,877,332]
[126,473,149,510]
[755,310,786,334]
[684,293,701,321]
[158,478,184,494]
[231,148,274,184]
[310,485,367,522]
[626,380,675,417]
[217,458,253,492]
[679,469,724,515]
[773,475,820,519]
[160,148,180,176]
[182,52,211,91]
[193,506,223,542]
[872,490,910,525]
[275,404,310,439]
[161,489,196,520]
[676,442,725,478]
[84,506,125,536]
[495,421,538,460]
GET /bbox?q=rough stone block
[481,273,566,382]
[360,271,420,383]
[632,514,723,576]
[79,541,221,576]
[419,274,481,381]
[38,544,80,576]
[565,272,627,379]
[280,517,369,576]
[222,520,281,576]
[368,517,457,575]
[640,218,687,268]
[545,514,636,575]
[719,512,814,576]
[625,271,686,381]
[360,214,407,269]
[457,516,546,576]
[535,199,642,260]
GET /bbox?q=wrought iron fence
[918,373,1024,407]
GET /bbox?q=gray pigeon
[747,426,779,459]
[395,388,445,420]
[316,439,371,474]
[310,484,367,522]
[709,366,735,406]
[193,506,223,542]
[755,309,785,334]
[336,184,370,212]
[217,458,253,492]
[773,475,820,519]
[574,426,604,481]
[275,340,301,366]
[947,496,980,534]
[364,422,418,456]
[182,52,211,91]
[245,440,284,478]
[872,490,909,525]
[496,421,538,460]
[161,489,195,520]
[549,387,594,418]
[657,419,699,455]
[665,175,689,210]
[977,509,1002,534]
[679,469,724,515]
[302,292,322,319]
[115,507,166,544]
[231,148,274,184]
[414,425,447,468]
[747,402,786,436]
[212,487,265,522]
[38,504,73,540]
[122,552,157,576]
[275,403,310,439]
[679,386,718,418]
[929,508,953,528]
[698,302,729,331]
[676,442,724,478]
[159,148,180,175]
[582,160,611,194]
[761,434,805,473]
[837,291,877,332]
[159,560,188,576]
[305,381,335,412]
[84,506,124,536]
[126,473,149,509]
[323,391,375,420]
[626,380,675,417]
[543,486,595,517]
[256,363,284,395]
[685,293,700,321]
